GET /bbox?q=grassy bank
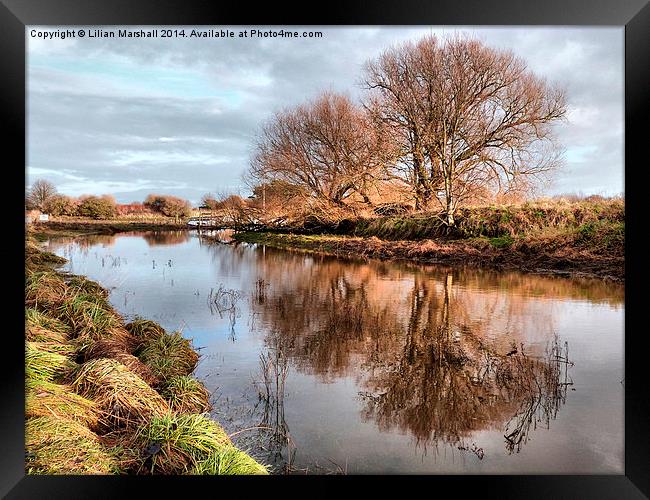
[24,233,268,475]
[32,216,189,239]
[233,200,624,281]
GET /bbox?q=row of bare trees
[248,34,567,226]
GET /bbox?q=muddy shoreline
[35,220,187,237]
[231,232,624,282]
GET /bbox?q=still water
[46,230,624,474]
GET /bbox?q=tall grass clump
[56,295,122,339]
[136,332,199,381]
[26,416,119,474]
[26,379,104,430]
[125,319,166,348]
[25,307,71,337]
[25,271,68,310]
[26,345,77,383]
[26,325,68,344]
[71,358,170,428]
[160,376,211,414]
[192,446,268,475]
[133,412,232,474]
[25,240,67,272]
[26,340,77,358]
[66,275,109,300]
[83,338,159,387]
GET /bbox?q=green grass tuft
[192,446,268,475]
[160,375,211,414]
[26,379,104,430]
[134,412,232,474]
[25,416,119,474]
[136,332,199,381]
[26,344,77,383]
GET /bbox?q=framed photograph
[3,0,647,497]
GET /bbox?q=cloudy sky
[27,26,624,205]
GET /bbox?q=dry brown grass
[26,416,119,474]
[160,376,211,414]
[71,358,170,429]
[26,379,106,430]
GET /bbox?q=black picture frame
[2,1,647,497]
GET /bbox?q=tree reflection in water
[247,251,575,461]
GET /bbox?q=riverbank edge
[232,231,624,282]
[24,234,269,475]
[34,219,188,238]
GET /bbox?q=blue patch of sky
[29,53,244,105]
[564,145,598,164]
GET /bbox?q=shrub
[77,196,116,219]
[115,202,153,216]
[144,195,192,218]
[43,194,78,216]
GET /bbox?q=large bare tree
[250,91,395,215]
[27,179,57,211]
[363,35,566,225]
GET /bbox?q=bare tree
[364,35,566,225]
[27,179,57,211]
[249,91,395,215]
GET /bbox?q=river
[45,230,624,474]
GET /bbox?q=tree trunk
[444,176,455,226]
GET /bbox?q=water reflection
[243,246,578,456]
[46,232,623,473]
[141,230,190,246]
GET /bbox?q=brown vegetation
[243,34,567,227]
[24,234,268,475]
